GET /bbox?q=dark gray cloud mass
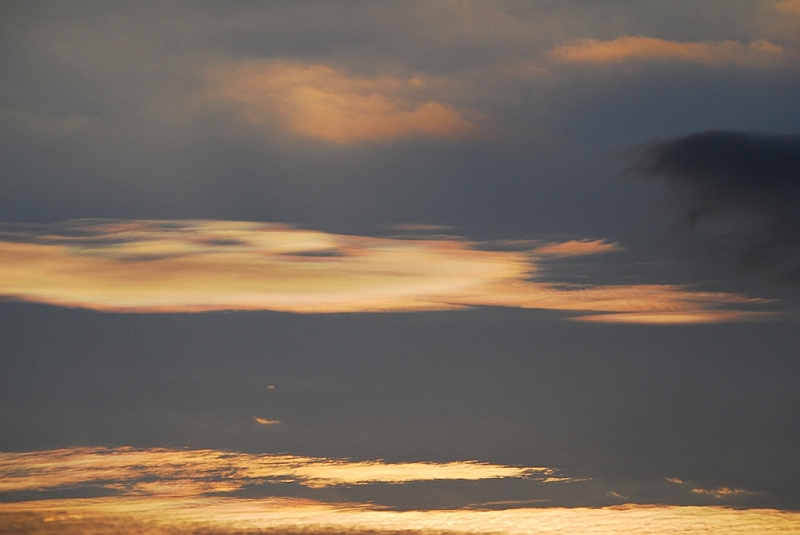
[630,131,800,283]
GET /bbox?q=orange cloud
[0,219,774,324]
[204,61,484,142]
[550,36,785,65]
[533,239,621,257]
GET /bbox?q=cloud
[1,448,796,533]
[690,487,759,498]
[203,60,485,143]
[0,219,775,323]
[550,36,786,65]
[573,311,777,324]
[253,417,282,426]
[628,130,800,283]
[666,477,760,499]
[2,497,800,535]
[532,239,621,257]
[0,447,551,494]
[775,0,800,16]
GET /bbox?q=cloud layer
[0,219,774,323]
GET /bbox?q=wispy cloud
[665,476,762,500]
[691,487,760,498]
[550,36,786,65]
[0,447,552,494]
[204,60,485,143]
[0,219,774,323]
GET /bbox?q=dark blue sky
[1,0,798,519]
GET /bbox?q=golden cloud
[0,219,774,324]
[204,60,484,142]
[0,447,551,494]
[0,447,794,534]
[2,497,800,534]
[550,36,785,65]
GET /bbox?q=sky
[0,1,799,533]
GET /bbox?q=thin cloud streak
[665,476,762,499]
[253,417,282,426]
[532,239,621,257]
[550,36,786,65]
[573,311,779,324]
[0,219,774,323]
[204,60,485,143]
[2,497,799,535]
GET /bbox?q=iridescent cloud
[204,60,485,142]
[550,36,786,65]
[0,219,774,323]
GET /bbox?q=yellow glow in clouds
[0,219,772,323]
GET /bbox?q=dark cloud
[630,130,800,283]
